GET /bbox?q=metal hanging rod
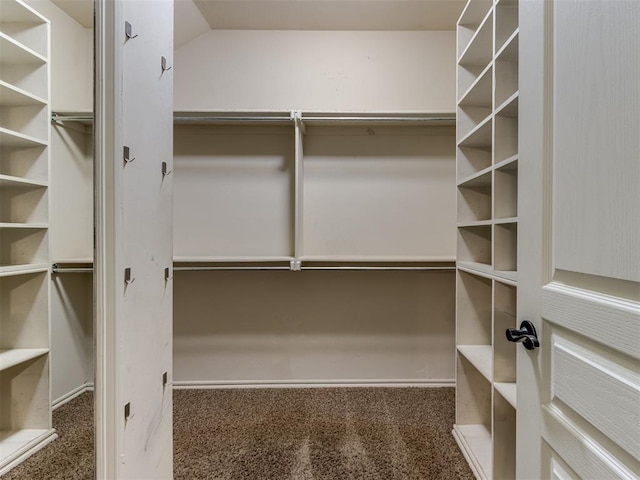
[51,112,456,125]
[174,116,293,123]
[301,266,456,271]
[52,265,93,274]
[173,266,290,271]
[300,116,455,123]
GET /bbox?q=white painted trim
[52,382,94,410]
[452,426,485,480]
[173,379,455,389]
[0,430,58,477]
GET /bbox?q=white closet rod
[52,265,455,273]
[51,113,455,124]
[302,266,456,271]
[174,116,292,123]
[301,116,455,123]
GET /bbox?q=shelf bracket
[291,110,306,134]
[290,259,302,271]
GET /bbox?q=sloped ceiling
[193,0,465,31]
[50,0,465,45]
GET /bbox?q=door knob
[506,321,540,350]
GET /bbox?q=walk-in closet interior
[5,0,638,479]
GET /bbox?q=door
[518,0,640,479]
[95,0,174,477]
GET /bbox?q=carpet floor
[3,388,474,480]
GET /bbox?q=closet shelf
[495,92,519,118]
[0,349,48,372]
[0,80,47,107]
[0,127,47,149]
[0,32,47,65]
[458,220,492,228]
[494,154,518,171]
[452,424,492,480]
[457,261,517,286]
[457,345,493,382]
[457,167,492,188]
[458,0,492,29]
[493,217,518,225]
[458,64,492,107]
[0,174,47,188]
[458,8,493,67]
[0,222,48,229]
[494,382,517,409]
[0,429,56,472]
[458,115,492,148]
[495,29,519,62]
[0,264,49,277]
[0,0,49,23]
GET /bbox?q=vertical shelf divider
[455,0,519,478]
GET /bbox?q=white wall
[24,0,93,111]
[174,30,456,112]
[174,271,455,385]
[51,274,93,403]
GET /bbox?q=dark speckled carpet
[3,388,473,480]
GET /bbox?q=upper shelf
[0,80,47,107]
[0,127,47,148]
[0,32,47,65]
[0,349,49,372]
[0,0,49,24]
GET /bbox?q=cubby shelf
[0,349,48,371]
[0,3,52,473]
[459,63,493,106]
[453,424,493,480]
[458,345,493,382]
[0,429,57,473]
[0,0,48,23]
[0,127,47,148]
[457,261,517,284]
[0,264,49,277]
[0,32,46,65]
[0,80,46,107]
[494,382,517,409]
[458,9,493,67]
[0,174,47,188]
[0,223,48,229]
[456,1,519,477]
[458,115,492,148]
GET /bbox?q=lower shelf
[494,382,517,409]
[453,424,492,480]
[0,429,57,475]
[0,349,49,372]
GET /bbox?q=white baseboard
[0,430,58,476]
[52,382,94,410]
[173,379,455,389]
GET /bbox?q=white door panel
[519,0,640,478]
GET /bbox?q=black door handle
[506,321,539,350]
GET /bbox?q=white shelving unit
[0,0,55,474]
[454,0,519,479]
[172,111,457,270]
